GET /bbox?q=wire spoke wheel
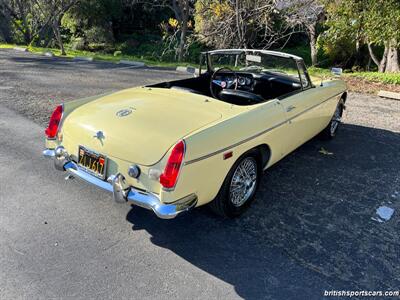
[229,157,258,207]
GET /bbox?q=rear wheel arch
[340,92,347,111]
[254,144,271,170]
[341,92,347,103]
[230,144,271,172]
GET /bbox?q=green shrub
[70,37,86,51]
[85,26,114,44]
[119,32,161,43]
[87,43,115,53]
[118,40,139,55]
[185,41,205,64]
[283,45,312,66]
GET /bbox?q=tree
[147,0,195,61]
[194,0,281,49]
[33,0,80,55]
[324,0,400,73]
[0,0,79,54]
[364,0,400,73]
[0,0,36,44]
[174,0,192,62]
[278,0,325,66]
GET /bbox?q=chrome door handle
[286,105,296,112]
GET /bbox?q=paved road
[1,49,400,299]
[0,49,188,126]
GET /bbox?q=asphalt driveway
[0,49,399,299]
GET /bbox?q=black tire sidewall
[330,105,343,137]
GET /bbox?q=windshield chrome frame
[201,49,313,89]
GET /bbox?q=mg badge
[116,108,133,117]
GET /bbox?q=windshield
[208,50,301,80]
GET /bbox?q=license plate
[78,146,107,180]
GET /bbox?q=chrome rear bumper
[43,148,197,219]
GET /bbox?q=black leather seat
[218,89,264,105]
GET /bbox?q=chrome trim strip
[184,92,343,165]
[43,149,56,158]
[205,49,303,60]
[184,119,287,165]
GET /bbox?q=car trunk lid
[61,87,223,166]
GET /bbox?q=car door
[278,62,326,153]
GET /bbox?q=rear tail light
[45,105,63,138]
[159,140,186,189]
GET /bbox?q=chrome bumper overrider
[43,148,197,219]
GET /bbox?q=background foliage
[0,0,399,73]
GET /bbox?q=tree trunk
[385,39,399,73]
[52,20,66,56]
[177,20,187,62]
[379,46,389,73]
[368,43,389,72]
[235,0,242,47]
[173,0,188,62]
[308,25,318,66]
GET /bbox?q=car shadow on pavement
[126,123,400,299]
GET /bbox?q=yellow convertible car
[43,49,347,219]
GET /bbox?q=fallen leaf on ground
[319,147,334,155]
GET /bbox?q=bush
[119,32,161,44]
[85,26,114,44]
[185,41,205,64]
[87,43,115,53]
[118,40,139,55]
[70,37,86,51]
[283,45,312,66]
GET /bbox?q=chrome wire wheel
[330,104,342,136]
[229,157,258,207]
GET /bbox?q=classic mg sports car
[43,49,347,219]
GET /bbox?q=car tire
[320,101,344,140]
[209,152,261,218]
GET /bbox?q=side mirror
[331,67,343,76]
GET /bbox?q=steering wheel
[210,67,238,99]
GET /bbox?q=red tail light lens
[159,140,186,189]
[45,105,63,138]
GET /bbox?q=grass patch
[0,43,16,49]
[308,67,332,77]
[0,43,192,68]
[346,72,400,85]
[308,67,400,87]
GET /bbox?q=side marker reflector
[223,151,233,160]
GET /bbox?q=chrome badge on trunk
[116,108,134,117]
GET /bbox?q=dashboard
[212,70,303,101]
[213,73,254,90]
